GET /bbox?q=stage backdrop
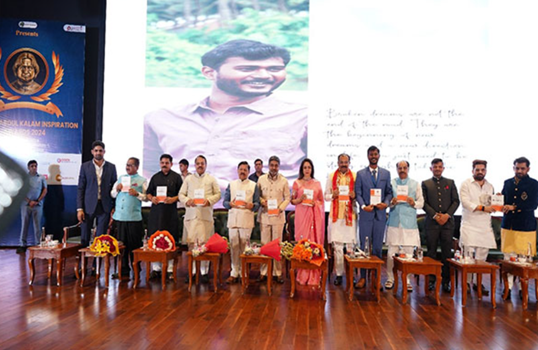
[103,0,538,213]
[0,19,86,246]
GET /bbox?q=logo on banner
[0,47,64,117]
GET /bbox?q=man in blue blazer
[355,146,393,288]
[77,140,117,247]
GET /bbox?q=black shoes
[16,246,27,254]
[472,283,489,296]
[428,281,435,291]
[257,275,267,282]
[334,276,343,286]
[272,276,284,284]
[442,283,451,293]
[200,274,209,284]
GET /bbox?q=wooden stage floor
[1,248,537,350]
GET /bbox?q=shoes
[442,283,451,293]
[185,274,195,283]
[428,281,435,291]
[473,283,489,296]
[16,246,26,254]
[90,268,97,277]
[150,271,161,280]
[166,272,174,280]
[355,278,366,289]
[200,274,209,284]
[504,289,512,301]
[226,276,239,284]
[272,276,284,284]
[257,275,267,282]
[384,280,394,290]
[407,284,413,292]
[467,283,471,294]
[519,290,523,300]
[334,276,343,286]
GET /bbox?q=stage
[1,248,537,349]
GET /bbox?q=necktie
[371,169,377,186]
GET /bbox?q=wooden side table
[77,245,125,287]
[28,243,82,286]
[240,254,273,296]
[289,258,328,300]
[448,259,499,308]
[187,252,223,292]
[393,257,443,305]
[501,260,538,310]
[132,248,180,290]
[344,255,384,302]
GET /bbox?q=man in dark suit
[422,158,460,292]
[77,140,118,247]
[355,146,393,288]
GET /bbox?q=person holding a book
[223,161,260,284]
[459,159,497,296]
[384,160,424,291]
[355,146,393,289]
[179,155,221,282]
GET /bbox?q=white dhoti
[229,228,252,278]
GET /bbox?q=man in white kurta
[459,160,497,295]
[324,154,357,286]
[223,161,260,283]
[179,155,221,278]
[257,156,290,283]
[385,161,424,290]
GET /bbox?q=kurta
[224,179,260,229]
[257,173,291,225]
[324,170,357,244]
[459,178,497,249]
[385,178,424,247]
[501,175,538,254]
[146,170,183,240]
[179,172,221,242]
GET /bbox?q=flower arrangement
[191,233,229,257]
[280,241,295,261]
[192,243,207,257]
[148,230,176,252]
[291,239,325,266]
[244,242,261,255]
[90,235,120,257]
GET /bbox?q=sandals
[384,280,394,289]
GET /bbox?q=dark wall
[0,0,107,161]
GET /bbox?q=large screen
[103,0,538,212]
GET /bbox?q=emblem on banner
[0,47,64,117]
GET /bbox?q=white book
[268,199,279,216]
[338,185,350,201]
[156,186,167,203]
[194,188,205,206]
[396,185,408,202]
[235,190,246,208]
[302,189,314,206]
[370,188,382,205]
[121,176,131,192]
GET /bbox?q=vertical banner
[0,19,85,245]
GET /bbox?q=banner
[0,19,85,245]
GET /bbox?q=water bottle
[527,242,533,263]
[364,236,370,257]
[142,229,148,250]
[40,227,46,247]
[398,245,405,258]
[454,249,461,261]
[417,247,424,262]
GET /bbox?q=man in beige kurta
[179,155,221,279]
[257,155,290,283]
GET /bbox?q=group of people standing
[23,140,537,298]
